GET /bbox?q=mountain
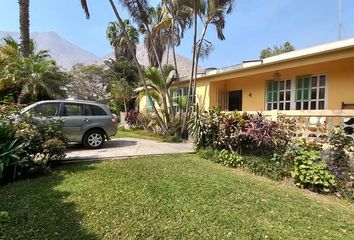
[100,43,204,77]
[0,31,99,69]
[0,31,203,76]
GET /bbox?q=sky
[0,0,354,68]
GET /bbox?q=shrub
[217,149,243,167]
[163,134,183,143]
[197,147,218,160]
[292,150,336,192]
[0,211,9,224]
[125,110,139,127]
[242,155,293,181]
[0,104,68,183]
[322,128,354,199]
[42,138,66,161]
[188,106,221,147]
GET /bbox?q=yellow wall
[206,56,354,111]
[138,51,354,112]
[138,80,211,112]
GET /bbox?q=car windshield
[20,103,37,115]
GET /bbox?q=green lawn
[115,127,165,141]
[1,154,354,239]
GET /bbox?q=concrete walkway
[64,138,195,162]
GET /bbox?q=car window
[61,103,84,116]
[84,104,107,116]
[32,103,60,117]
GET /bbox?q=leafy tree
[260,41,295,59]
[106,19,139,61]
[68,64,109,103]
[19,0,30,57]
[0,37,67,103]
[105,58,139,113]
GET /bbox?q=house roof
[178,37,354,82]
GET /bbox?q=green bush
[0,211,9,224]
[163,134,183,143]
[197,147,217,160]
[0,104,68,183]
[217,149,243,167]
[323,128,354,200]
[189,109,292,156]
[42,138,66,161]
[292,150,336,192]
[242,154,293,181]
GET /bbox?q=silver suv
[19,100,118,149]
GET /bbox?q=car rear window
[84,104,107,116]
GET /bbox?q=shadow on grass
[0,163,98,239]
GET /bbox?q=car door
[29,102,61,125]
[59,103,85,142]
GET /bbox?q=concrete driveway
[64,138,195,162]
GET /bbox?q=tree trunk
[123,99,127,114]
[193,23,209,107]
[181,0,198,135]
[108,0,169,134]
[19,0,30,58]
[172,36,182,121]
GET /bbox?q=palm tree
[180,0,234,135]
[143,6,166,68]
[80,0,170,134]
[0,37,67,103]
[179,0,203,135]
[139,64,176,117]
[106,19,139,61]
[193,0,234,96]
[14,59,67,103]
[19,0,30,57]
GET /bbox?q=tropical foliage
[105,58,139,113]
[0,37,68,104]
[81,0,235,137]
[106,19,139,61]
[260,41,295,59]
[0,104,67,184]
[190,109,354,201]
[68,64,109,103]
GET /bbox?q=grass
[115,126,165,141]
[1,154,354,239]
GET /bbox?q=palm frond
[81,0,90,19]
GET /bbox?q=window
[146,97,153,112]
[85,105,107,116]
[171,88,182,113]
[266,80,291,110]
[61,103,84,116]
[32,103,60,117]
[170,87,194,113]
[295,75,326,110]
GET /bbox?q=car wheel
[83,130,105,149]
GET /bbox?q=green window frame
[265,80,291,110]
[146,97,153,112]
[295,75,326,110]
